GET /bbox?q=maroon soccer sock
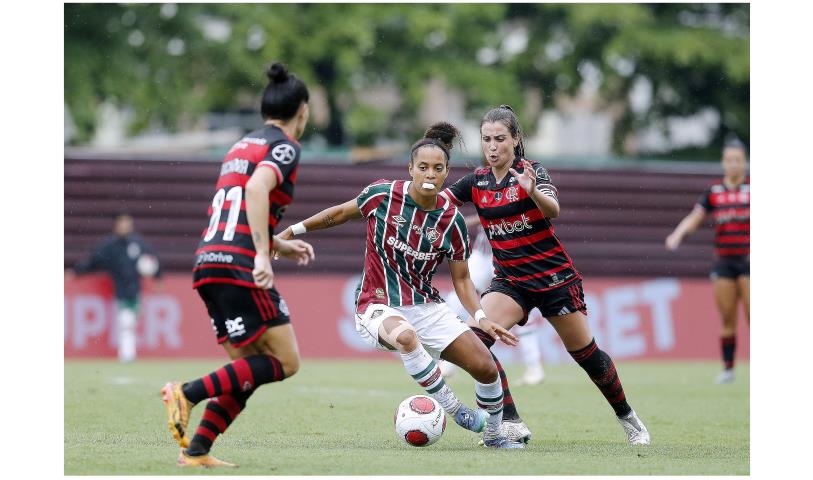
[721,335,736,370]
[471,327,521,421]
[187,389,254,456]
[182,354,285,405]
[569,338,632,417]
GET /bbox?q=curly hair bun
[423,121,459,152]
[266,62,289,84]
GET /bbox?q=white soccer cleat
[715,369,735,384]
[478,419,532,445]
[617,409,650,446]
[515,365,545,386]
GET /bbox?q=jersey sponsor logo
[506,186,520,202]
[375,288,386,299]
[392,215,407,226]
[487,214,533,238]
[476,180,489,186]
[229,137,268,152]
[225,317,246,337]
[196,252,235,264]
[220,158,250,176]
[386,236,439,261]
[271,144,297,164]
[494,192,503,201]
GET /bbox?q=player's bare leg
[737,275,749,326]
[548,310,650,445]
[713,277,739,384]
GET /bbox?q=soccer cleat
[454,405,488,433]
[715,369,735,384]
[177,449,237,468]
[483,434,526,449]
[501,419,533,444]
[617,409,650,446]
[515,365,545,386]
[160,381,193,448]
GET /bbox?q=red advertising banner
[64,273,749,362]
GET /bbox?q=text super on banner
[64,273,749,362]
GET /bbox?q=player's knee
[395,328,418,352]
[470,357,498,384]
[280,355,300,378]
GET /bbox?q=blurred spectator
[67,213,162,363]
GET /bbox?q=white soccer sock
[400,347,462,415]
[475,377,504,437]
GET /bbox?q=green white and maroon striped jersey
[354,179,470,314]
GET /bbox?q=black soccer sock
[721,335,736,370]
[471,327,521,421]
[187,389,254,456]
[568,338,632,417]
[182,354,285,405]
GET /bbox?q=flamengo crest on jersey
[354,179,470,314]
[193,125,301,289]
[442,158,580,292]
[698,179,750,257]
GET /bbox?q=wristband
[291,222,307,235]
[474,309,487,322]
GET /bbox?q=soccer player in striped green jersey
[280,122,523,448]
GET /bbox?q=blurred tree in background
[65,3,748,156]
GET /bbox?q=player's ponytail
[261,62,310,121]
[410,121,461,164]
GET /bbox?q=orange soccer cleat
[177,449,238,468]
[160,381,193,448]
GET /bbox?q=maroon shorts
[482,278,587,325]
[196,283,290,347]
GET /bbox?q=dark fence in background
[65,156,721,278]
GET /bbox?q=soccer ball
[136,254,159,277]
[394,395,445,447]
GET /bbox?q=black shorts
[196,283,291,348]
[482,278,587,325]
[710,256,750,280]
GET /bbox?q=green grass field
[64,359,749,475]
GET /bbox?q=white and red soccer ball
[394,395,445,447]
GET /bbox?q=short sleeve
[257,140,300,186]
[696,187,713,212]
[442,173,475,207]
[356,180,392,217]
[533,164,559,203]
[446,213,471,262]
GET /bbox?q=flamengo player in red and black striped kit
[441,105,650,446]
[666,139,750,385]
[279,122,525,449]
[160,63,315,468]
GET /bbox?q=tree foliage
[65,3,749,155]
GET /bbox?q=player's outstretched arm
[448,260,518,346]
[665,206,706,251]
[278,199,362,240]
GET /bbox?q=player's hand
[274,237,315,266]
[252,252,275,289]
[277,228,294,241]
[508,159,537,194]
[478,318,518,347]
[665,232,682,251]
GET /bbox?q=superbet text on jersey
[193,125,301,288]
[354,180,470,314]
[443,158,580,292]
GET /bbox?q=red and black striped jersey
[354,179,470,314]
[193,125,301,289]
[697,178,750,257]
[442,158,580,292]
